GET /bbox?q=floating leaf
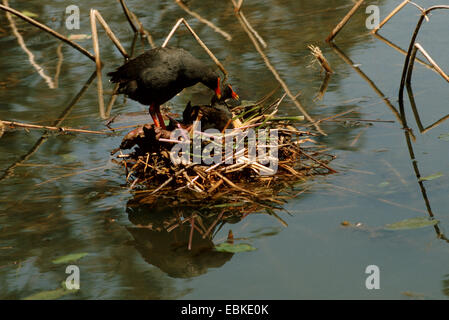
[24,288,70,300]
[21,10,38,18]
[438,133,449,141]
[24,282,78,300]
[249,226,281,238]
[385,217,439,230]
[378,181,390,188]
[52,252,88,264]
[61,153,76,162]
[214,243,256,253]
[68,34,92,41]
[419,172,443,182]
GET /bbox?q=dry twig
[230,0,325,135]
[325,0,364,42]
[0,3,95,61]
[308,45,333,74]
[175,0,232,41]
[162,18,227,77]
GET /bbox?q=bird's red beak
[228,85,239,100]
[215,77,222,100]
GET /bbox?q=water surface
[1,0,449,299]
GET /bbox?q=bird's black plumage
[108,46,220,107]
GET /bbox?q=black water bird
[108,46,238,129]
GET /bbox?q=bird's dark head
[210,81,239,105]
[222,84,239,101]
[202,71,239,103]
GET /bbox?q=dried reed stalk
[0,3,95,61]
[0,71,97,182]
[406,82,449,134]
[2,0,55,88]
[119,0,138,33]
[372,32,434,71]
[0,120,112,135]
[230,1,325,135]
[89,9,129,119]
[330,43,416,141]
[325,0,364,42]
[308,45,333,74]
[162,18,227,78]
[175,0,232,41]
[399,6,449,110]
[232,0,267,48]
[119,0,156,49]
[407,43,449,84]
[372,0,409,33]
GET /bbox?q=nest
[113,93,336,249]
[113,93,336,203]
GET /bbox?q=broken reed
[308,45,333,74]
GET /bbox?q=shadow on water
[403,80,449,243]
[123,167,307,279]
[0,70,97,182]
[333,33,449,244]
[126,198,235,279]
[324,23,449,296]
[404,67,449,298]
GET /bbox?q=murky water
[1,0,449,299]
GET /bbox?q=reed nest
[116,95,337,250]
[113,93,336,207]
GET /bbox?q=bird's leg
[156,105,166,129]
[149,104,166,129]
[149,103,161,128]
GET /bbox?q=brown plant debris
[113,93,336,203]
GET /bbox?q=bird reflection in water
[126,197,237,278]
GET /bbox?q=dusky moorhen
[108,46,238,129]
